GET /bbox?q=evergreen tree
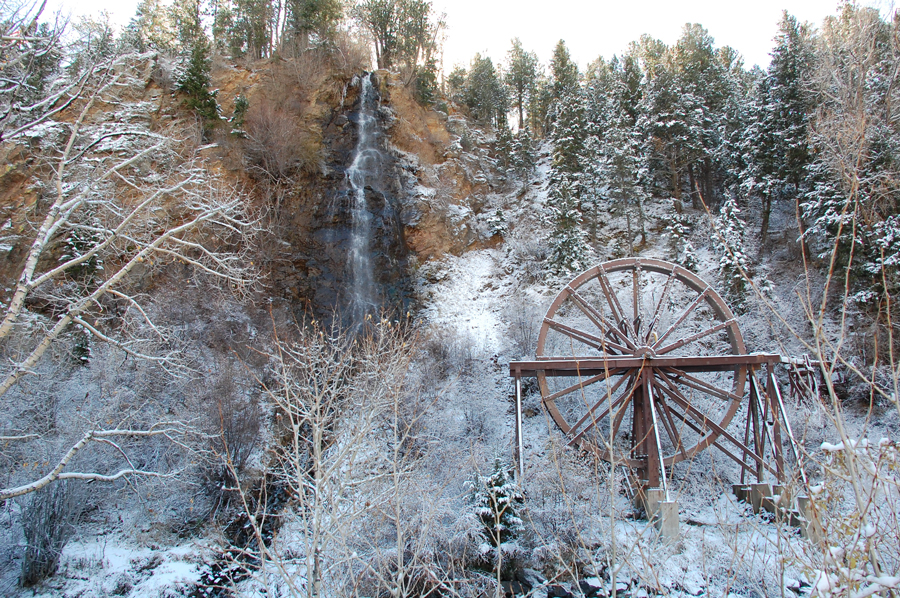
[549,88,586,183]
[549,39,579,102]
[68,14,117,73]
[414,58,439,105]
[127,0,176,52]
[664,214,698,271]
[487,209,508,237]
[208,0,270,58]
[494,118,514,169]
[354,0,444,78]
[715,196,750,306]
[598,115,649,251]
[231,93,249,135]
[178,35,219,123]
[20,23,61,103]
[446,65,467,104]
[505,38,539,130]
[511,126,536,180]
[468,458,524,576]
[801,4,900,303]
[286,0,343,50]
[743,12,815,241]
[170,0,203,49]
[547,179,591,275]
[527,73,553,138]
[462,54,508,127]
[584,59,649,251]
[637,63,705,203]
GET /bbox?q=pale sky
[42,0,887,70]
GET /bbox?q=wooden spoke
[645,271,676,344]
[609,378,638,444]
[659,367,743,403]
[545,368,624,402]
[565,287,637,350]
[594,266,625,324]
[566,372,636,443]
[652,287,711,349]
[543,318,629,353]
[655,319,735,355]
[656,393,689,461]
[654,393,771,476]
[654,376,773,474]
[597,264,638,341]
[632,264,641,332]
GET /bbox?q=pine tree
[511,126,536,180]
[354,0,443,77]
[664,214,698,271]
[549,88,586,183]
[415,58,439,106]
[800,5,900,303]
[286,0,343,50]
[468,458,524,577]
[127,0,176,52]
[527,74,553,139]
[550,39,579,102]
[494,118,514,169]
[742,12,815,241]
[547,179,591,275]
[505,38,539,130]
[170,0,203,49]
[715,196,750,307]
[598,119,649,252]
[463,54,508,127]
[178,36,219,123]
[487,209,508,237]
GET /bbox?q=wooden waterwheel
[510,258,800,492]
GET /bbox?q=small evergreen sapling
[230,94,249,135]
[714,197,750,307]
[664,214,698,271]
[495,120,514,169]
[468,458,525,578]
[487,209,508,238]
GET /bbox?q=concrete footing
[750,483,773,514]
[637,487,679,539]
[797,495,824,543]
[656,501,679,538]
[732,483,823,544]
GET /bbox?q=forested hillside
[1,0,899,596]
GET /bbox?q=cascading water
[346,73,381,324]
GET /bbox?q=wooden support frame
[510,353,814,491]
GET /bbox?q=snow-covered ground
[421,249,510,356]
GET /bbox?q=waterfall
[346,73,381,324]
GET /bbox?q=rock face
[265,71,411,321]
[249,65,511,320]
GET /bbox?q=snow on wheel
[535,258,748,485]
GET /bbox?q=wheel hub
[633,346,657,358]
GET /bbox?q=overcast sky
[42,0,887,70]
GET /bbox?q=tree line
[449,5,900,312]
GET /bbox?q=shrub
[20,482,77,586]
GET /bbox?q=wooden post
[514,375,525,483]
[748,373,763,482]
[767,363,784,482]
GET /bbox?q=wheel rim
[536,258,747,468]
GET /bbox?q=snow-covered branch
[0,425,196,500]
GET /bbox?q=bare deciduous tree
[0,43,258,500]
